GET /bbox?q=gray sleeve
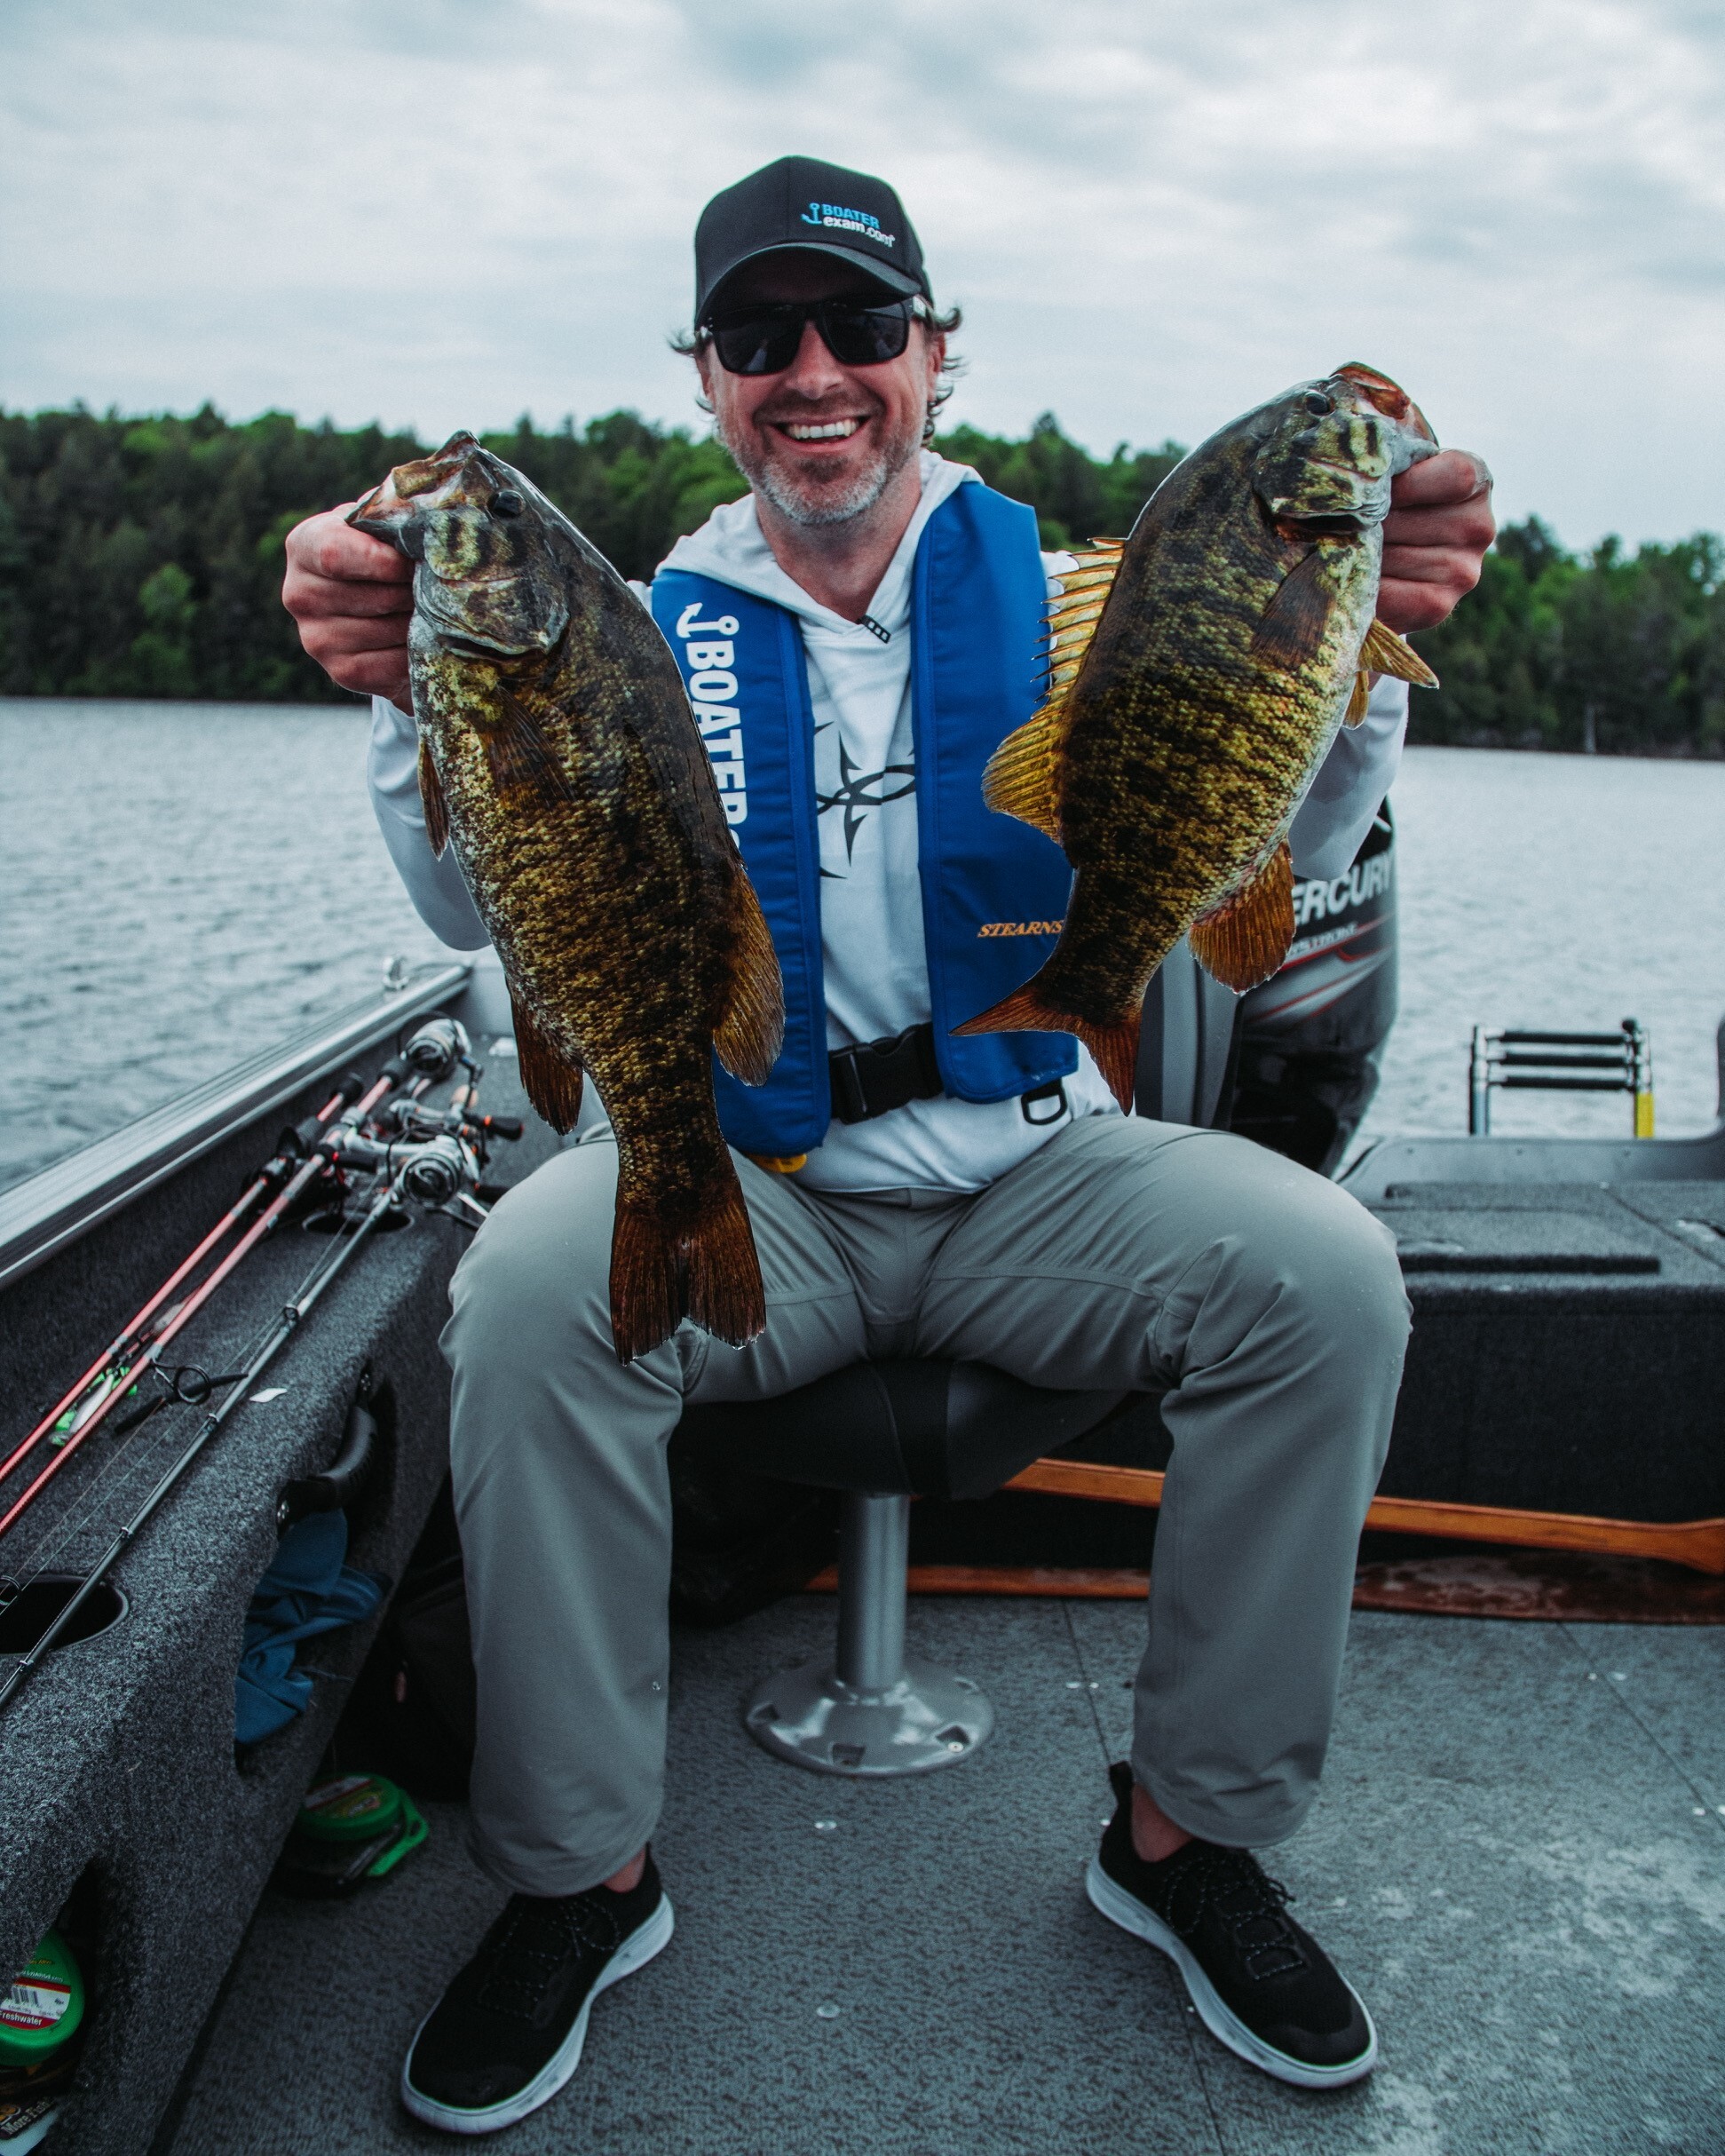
[367,696,491,951]
[1286,677,1408,880]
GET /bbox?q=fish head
[1252,365,1439,536]
[350,433,570,657]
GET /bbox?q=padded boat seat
[679,1362,1132,1779]
[677,1359,1129,1503]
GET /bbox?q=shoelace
[474,1892,628,2022]
[1152,1845,1308,1983]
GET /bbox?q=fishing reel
[313,1127,485,1226]
[400,1014,472,1084]
[375,1098,523,1145]
[397,1135,475,1206]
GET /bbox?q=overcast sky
[4,0,1721,550]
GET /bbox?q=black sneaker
[400,1854,674,2134]
[1086,1763,1375,2089]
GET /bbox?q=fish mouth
[349,432,489,536]
[1333,364,1437,445]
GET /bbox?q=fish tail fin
[609,1172,765,1366]
[953,976,1141,1114]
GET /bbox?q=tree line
[1,402,1718,752]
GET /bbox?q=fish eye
[491,489,525,517]
[1302,391,1334,416]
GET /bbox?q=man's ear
[923,328,946,400]
[693,344,716,416]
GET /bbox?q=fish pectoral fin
[1361,616,1440,688]
[1189,844,1296,993]
[713,874,785,1087]
[508,985,584,1134]
[487,686,581,806]
[418,736,451,856]
[981,700,1069,843]
[954,971,1142,1115]
[1344,670,1372,726]
[1248,548,1336,672]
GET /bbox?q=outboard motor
[1132,806,1398,1175]
[1226,805,1398,1176]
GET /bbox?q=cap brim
[701,241,922,321]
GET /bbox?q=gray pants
[442,1114,1411,1897]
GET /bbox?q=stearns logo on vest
[675,599,748,828]
[977,919,1064,938]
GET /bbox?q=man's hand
[1378,448,1495,634]
[281,503,413,706]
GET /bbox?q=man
[284,155,1493,2134]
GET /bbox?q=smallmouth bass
[352,434,783,1363]
[956,363,1440,1109]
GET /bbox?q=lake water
[5,701,1725,1194]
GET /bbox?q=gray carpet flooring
[162,1597,1725,2155]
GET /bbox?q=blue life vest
[651,480,1077,1157]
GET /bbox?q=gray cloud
[2,0,1721,546]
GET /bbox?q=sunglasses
[703,297,923,376]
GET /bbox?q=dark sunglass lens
[820,305,913,367]
[710,313,803,376]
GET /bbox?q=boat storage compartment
[1365,1179,1725,1522]
[0,975,552,2156]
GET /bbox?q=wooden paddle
[1001,1460,1725,1576]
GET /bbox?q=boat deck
[159,1589,1725,2155]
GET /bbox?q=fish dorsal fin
[418,735,450,856]
[1034,539,1127,700]
[713,872,785,1086]
[1189,844,1295,993]
[508,982,584,1133]
[1361,616,1440,687]
[981,698,1070,843]
[987,539,1128,841]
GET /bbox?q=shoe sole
[1085,1859,1376,2090]
[400,1893,676,2135]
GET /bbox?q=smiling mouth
[775,419,864,442]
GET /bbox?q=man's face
[695,255,945,528]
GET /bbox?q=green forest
[0,401,1719,753]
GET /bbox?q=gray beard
[718,414,922,528]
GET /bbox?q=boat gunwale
[0,961,471,1294]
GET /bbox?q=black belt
[827,1024,1069,1128]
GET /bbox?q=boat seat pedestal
[677,1359,1128,1777]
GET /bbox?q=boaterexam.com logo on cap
[799,202,898,248]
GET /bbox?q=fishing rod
[0,1072,369,1495]
[0,1142,472,1715]
[0,1032,503,1709]
[0,1016,476,1540]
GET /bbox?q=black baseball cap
[694,155,931,325]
